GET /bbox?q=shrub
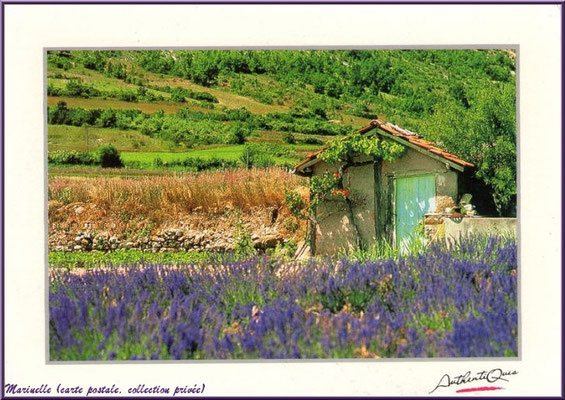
[170,88,186,103]
[234,225,257,258]
[48,150,98,166]
[98,144,124,168]
[64,79,101,98]
[301,137,324,145]
[282,132,296,144]
[47,83,62,96]
[96,110,117,128]
[239,144,278,169]
[117,90,138,102]
[190,91,218,103]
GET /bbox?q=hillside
[47,49,516,215]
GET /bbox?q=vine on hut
[317,132,406,165]
[287,132,407,255]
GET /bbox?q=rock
[95,232,110,241]
[251,233,259,241]
[73,245,82,251]
[254,234,284,250]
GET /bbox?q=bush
[282,132,296,144]
[47,83,62,96]
[190,91,218,103]
[170,88,186,103]
[98,144,124,168]
[48,150,98,166]
[117,90,138,102]
[301,137,324,145]
[240,144,275,169]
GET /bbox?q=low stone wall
[51,227,285,253]
[444,217,517,241]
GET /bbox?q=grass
[120,144,310,169]
[121,147,243,163]
[49,249,212,270]
[48,72,169,99]
[48,125,177,152]
[47,166,181,178]
[48,167,306,212]
[47,96,188,114]
[47,167,308,244]
[145,74,289,115]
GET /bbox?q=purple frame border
[0,1,563,399]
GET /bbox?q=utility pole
[83,123,89,152]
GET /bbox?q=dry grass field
[48,167,308,238]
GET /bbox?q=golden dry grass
[48,168,309,238]
[49,167,304,212]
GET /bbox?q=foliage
[151,156,238,171]
[147,85,218,103]
[284,190,308,220]
[48,150,98,166]
[239,143,282,169]
[49,235,517,360]
[308,172,343,211]
[419,83,516,215]
[318,132,406,164]
[282,132,296,144]
[98,144,124,168]
[234,226,258,259]
[170,87,186,103]
[47,50,517,214]
[300,137,324,145]
[49,250,211,270]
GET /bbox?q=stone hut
[292,119,475,256]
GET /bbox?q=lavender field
[49,236,517,360]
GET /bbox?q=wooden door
[395,175,436,248]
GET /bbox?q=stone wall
[424,216,517,243]
[51,227,285,253]
[444,217,517,241]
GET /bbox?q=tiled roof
[293,119,474,172]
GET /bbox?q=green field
[47,96,190,114]
[49,249,212,269]
[120,143,316,168]
[48,123,322,170]
[48,124,177,152]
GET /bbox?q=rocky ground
[49,204,303,254]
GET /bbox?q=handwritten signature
[430,368,518,394]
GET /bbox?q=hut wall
[312,155,376,256]
[310,144,460,255]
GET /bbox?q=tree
[98,144,124,168]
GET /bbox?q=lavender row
[49,236,517,360]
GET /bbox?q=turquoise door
[395,175,436,247]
